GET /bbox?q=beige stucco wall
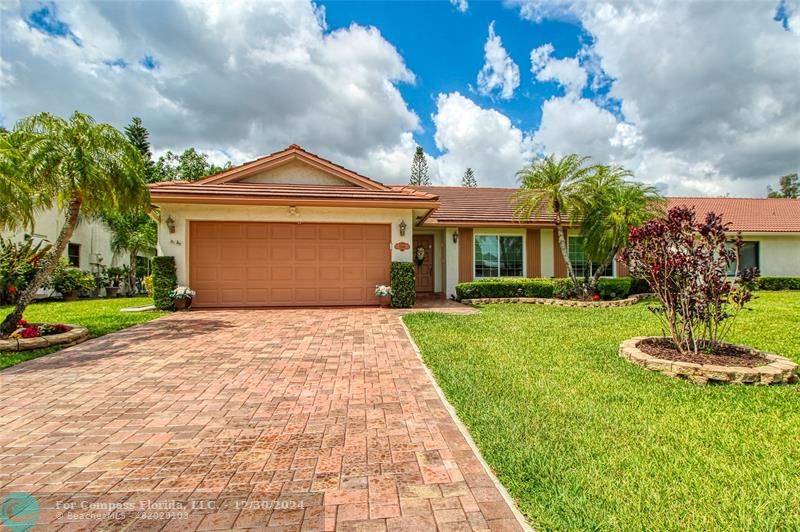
[241,160,356,186]
[1,207,129,271]
[157,203,414,285]
[742,233,800,276]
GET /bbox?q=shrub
[390,262,415,308]
[629,277,652,294]
[456,278,557,299]
[597,278,632,300]
[47,258,95,295]
[0,237,50,304]
[624,206,758,355]
[152,256,177,310]
[143,275,154,296]
[756,277,800,290]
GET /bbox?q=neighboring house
[1,207,134,296]
[148,144,800,307]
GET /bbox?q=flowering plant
[375,285,393,297]
[170,286,196,299]
[591,294,601,301]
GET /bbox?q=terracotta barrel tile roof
[408,186,556,225]
[667,197,800,233]
[149,182,438,206]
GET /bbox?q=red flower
[592,294,601,301]
[8,286,17,292]
[17,319,29,327]
[20,325,40,338]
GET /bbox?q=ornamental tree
[623,206,758,355]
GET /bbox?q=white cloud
[476,21,520,100]
[0,0,418,175]
[511,0,800,196]
[530,42,587,96]
[450,0,469,13]
[430,92,533,186]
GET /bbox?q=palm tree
[0,131,34,231]
[513,154,593,282]
[580,176,664,284]
[0,112,147,336]
[102,210,157,294]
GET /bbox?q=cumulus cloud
[530,42,587,96]
[431,92,533,186]
[0,0,419,177]
[512,0,800,195]
[476,21,520,100]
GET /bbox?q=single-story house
[149,144,800,307]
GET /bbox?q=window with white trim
[568,236,594,278]
[474,235,523,278]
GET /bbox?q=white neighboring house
[1,207,136,298]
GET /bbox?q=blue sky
[1,0,798,196]
[321,0,591,155]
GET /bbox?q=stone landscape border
[619,336,799,385]
[0,325,89,352]
[461,293,655,307]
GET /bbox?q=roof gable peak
[195,145,390,191]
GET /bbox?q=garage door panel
[318,226,342,240]
[190,221,390,307]
[295,246,317,261]
[270,266,294,281]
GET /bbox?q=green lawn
[0,297,168,370]
[404,291,800,530]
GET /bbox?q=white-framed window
[568,236,594,278]
[474,235,524,278]
[727,241,759,275]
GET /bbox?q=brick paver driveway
[0,309,524,531]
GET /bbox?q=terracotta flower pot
[174,298,192,311]
[105,286,119,298]
[378,295,391,308]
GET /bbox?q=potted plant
[48,259,95,302]
[375,285,393,308]
[170,286,196,310]
[104,266,124,298]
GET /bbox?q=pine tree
[125,117,155,182]
[409,146,431,185]
[462,167,477,187]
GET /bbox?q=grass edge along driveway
[0,296,168,370]
[403,291,800,530]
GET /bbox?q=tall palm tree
[580,177,664,284]
[102,210,157,294]
[0,112,147,336]
[512,154,593,282]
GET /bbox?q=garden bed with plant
[0,319,88,352]
[618,206,797,384]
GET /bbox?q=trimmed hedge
[629,277,652,295]
[152,256,177,310]
[597,277,631,300]
[390,262,415,308]
[456,277,640,300]
[756,277,800,290]
[457,278,556,300]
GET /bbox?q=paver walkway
[0,309,524,531]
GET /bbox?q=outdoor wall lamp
[165,216,176,234]
[399,220,407,236]
[452,231,458,244]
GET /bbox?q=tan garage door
[189,221,391,307]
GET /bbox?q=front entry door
[413,235,434,293]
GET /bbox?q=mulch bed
[637,338,768,368]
